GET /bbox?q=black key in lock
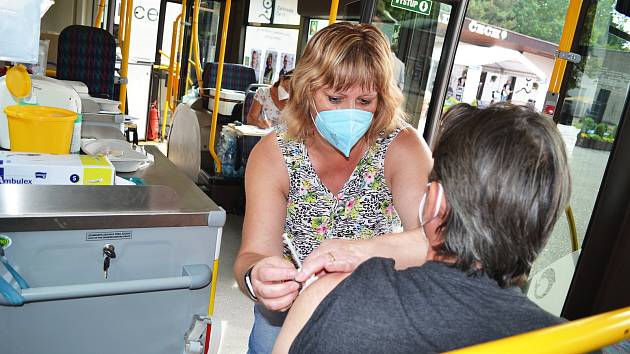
[103,244,116,279]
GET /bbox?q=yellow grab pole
[94,0,106,28]
[159,50,170,60]
[162,14,181,139]
[446,305,630,354]
[209,0,231,173]
[329,0,340,25]
[185,41,194,93]
[566,206,579,251]
[207,227,223,316]
[119,0,133,113]
[118,0,128,44]
[186,0,204,94]
[544,0,583,251]
[172,0,188,112]
[192,0,204,88]
[549,0,583,94]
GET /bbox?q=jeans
[247,304,287,354]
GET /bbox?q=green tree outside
[466,0,570,44]
[466,0,628,50]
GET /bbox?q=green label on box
[390,0,432,15]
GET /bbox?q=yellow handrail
[446,306,630,354]
[549,0,583,94]
[566,206,579,251]
[159,50,170,60]
[94,0,106,28]
[172,0,188,109]
[546,0,583,253]
[161,14,182,139]
[209,0,231,174]
[185,0,204,94]
[161,0,187,140]
[118,0,128,45]
[206,1,232,318]
[329,0,340,25]
[119,0,133,113]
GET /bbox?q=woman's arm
[296,128,432,281]
[234,133,299,311]
[246,99,270,128]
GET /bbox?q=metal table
[0,146,226,354]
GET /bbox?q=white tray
[81,139,153,173]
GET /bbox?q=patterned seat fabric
[201,63,256,108]
[57,25,116,99]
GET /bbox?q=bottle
[222,149,235,178]
[218,125,237,177]
[216,126,228,175]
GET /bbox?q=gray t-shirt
[290,257,563,353]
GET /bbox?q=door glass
[371,0,454,132]
[528,0,630,315]
[198,1,221,65]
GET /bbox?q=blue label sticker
[35,172,47,179]
[70,174,80,183]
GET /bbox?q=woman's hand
[251,256,301,312]
[294,239,373,283]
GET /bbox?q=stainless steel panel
[0,146,224,231]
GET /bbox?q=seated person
[246,70,293,130]
[273,103,572,353]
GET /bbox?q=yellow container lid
[4,105,77,122]
[5,64,31,99]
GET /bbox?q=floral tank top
[278,127,406,264]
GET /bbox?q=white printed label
[86,231,132,241]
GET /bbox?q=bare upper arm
[273,272,351,354]
[239,133,289,259]
[385,127,433,230]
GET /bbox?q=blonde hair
[283,22,405,142]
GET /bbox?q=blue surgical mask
[313,108,373,157]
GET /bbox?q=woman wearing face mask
[234,22,432,354]
[247,70,293,130]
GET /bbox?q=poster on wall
[262,51,278,84]
[274,0,300,25]
[248,0,299,25]
[243,27,299,84]
[307,19,329,42]
[245,48,263,82]
[248,0,273,24]
[278,53,295,77]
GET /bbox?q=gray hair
[432,103,571,287]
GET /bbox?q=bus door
[551,0,630,320]
[153,0,220,136]
[364,0,470,139]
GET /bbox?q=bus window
[528,0,630,316]
[370,0,454,132]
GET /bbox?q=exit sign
[390,0,432,16]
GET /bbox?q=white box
[0,152,115,185]
[207,88,245,115]
[0,0,42,63]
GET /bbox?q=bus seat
[56,25,116,99]
[201,63,256,108]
